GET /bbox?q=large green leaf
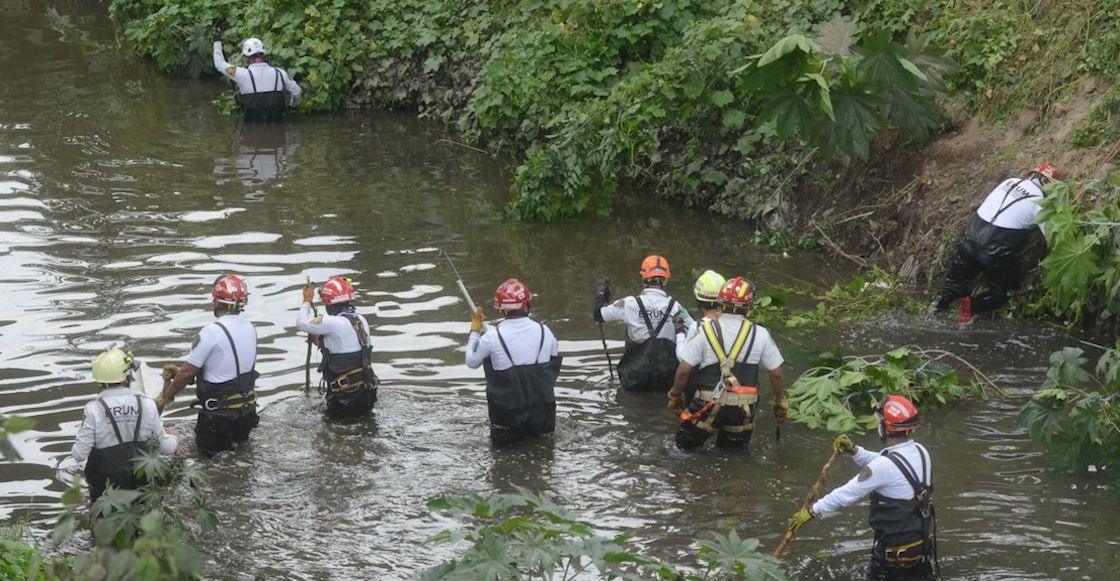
[756,34,820,68]
[1041,233,1102,307]
[820,78,884,160]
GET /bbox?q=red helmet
[639,255,671,280]
[1030,162,1061,181]
[876,395,921,434]
[494,279,532,311]
[320,276,355,306]
[212,274,248,307]
[717,277,755,311]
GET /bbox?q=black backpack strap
[214,321,244,392]
[98,399,125,446]
[634,297,656,336]
[651,298,676,337]
[132,395,144,442]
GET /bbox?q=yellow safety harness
[690,319,758,434]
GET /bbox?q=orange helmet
[639,255,670,280]
[876,395,921,434]
[1030,162,1061,181]
[717,277,755,311]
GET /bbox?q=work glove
[593,279,612,309]
[302,283,316,304]
[773,397,790,423]
[161,364,180,383]
[212,25,222,42]
[833,434,856,455]
[667,391,685,415]
[154,393,172,412]
[470,306,486,332]
[787,508,814,534]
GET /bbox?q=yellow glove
[773,397,790,423]
[833,434,855,455]
[470,306,486,332]
[787,508,813,534]
[153,393,172,412]
[161,364,180,383]
[667,391,685,415]
[302,283,316,304]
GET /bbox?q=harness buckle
[203,398,220,412]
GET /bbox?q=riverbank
[106,0,1120,327]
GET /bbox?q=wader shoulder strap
[493,323,515,364]
[342,313,370,348]
[248,67,258,93]
[884,450,929,499]
[272,67,281,92]
[654,299,676,337]
[536,320,546,360]
[132,395,144,442]
[634,297,656,336]
[98,399,125,446]
[989,179,1039,223]
[214,321,244,391]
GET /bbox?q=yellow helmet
[92,348,137,385]
[693,270,727,302]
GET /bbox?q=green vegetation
[1029,169,1120,327]
[424,488,788,580]
[0,415,33,461]
[788,346,999,433]
[1,421,213,581]
[1019,344,1120,480]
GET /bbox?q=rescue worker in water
[465,279,562,445]
[787,395,938,580]
[212,25,301,122]
[296,276,378,420]
[675,270,726,360]
[71,348,180,503]
[157,274,260,458]
[594,255,693,392]
[929,162,1061,323]
[668,277,787,451]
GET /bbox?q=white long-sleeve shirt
[678,314,783,371]
[466,317,559,371]
[598,287,693,343]
[213,41,301,106]
[296,303,371,354]
[975,177,1046,232]
[72,387,177,464]
[812,440,932,517]
[185,313,258,383]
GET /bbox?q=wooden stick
[773,450,842,558]
[812,221,869,268]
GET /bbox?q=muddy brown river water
[1,3,1118,579]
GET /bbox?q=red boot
[958,296,973,324]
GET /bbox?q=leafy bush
[0,528,71,581]
[1,415,34,461]
[1018,345,1120,479]
[788,346,997,433]
[423,488,789,580]
[1031,169,1120,326]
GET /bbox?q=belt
[198,390,257,412]
[328,368,366,394]
[882,538,927,565]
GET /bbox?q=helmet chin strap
[878,423,887,442]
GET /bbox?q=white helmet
[241,37,265,57]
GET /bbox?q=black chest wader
[962,179,1038,266]
[868,447,938,580]
[238,67,287,122]
[676,320,759,451]
[318,312,378,420]
[481,321,562,446]
[617,297,678,392]
[85,396,146,503]
[195,321,260,458]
